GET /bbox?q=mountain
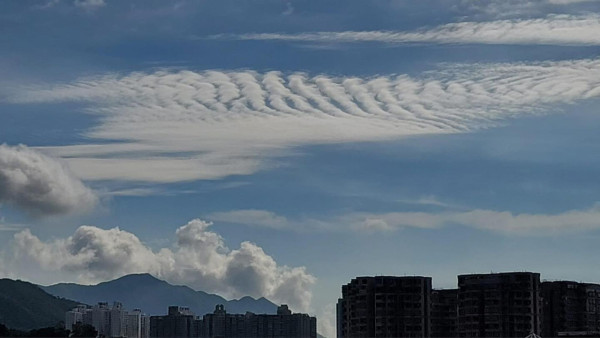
[0,278,81,330]
[42,273,278,316]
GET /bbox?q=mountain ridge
[42,273,278,316]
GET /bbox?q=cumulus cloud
[11,219,315,311]
[316,303,336,338]
[218,14,600,46]
[7,59,600,183]
[348,205,600,235]
[0,144,97,216]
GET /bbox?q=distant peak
[108,273,164,284]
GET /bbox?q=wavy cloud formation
[9,59,600,183]
[217,14,600,46]
[11,219,315,311]
[0,144,97,216]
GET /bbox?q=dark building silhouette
[337,276,432,337]
[431,289,458,338]
[202,304,316,338]
[542,281,600,337]
[457,272,542,338]
[150,305,316,338]
[150,306,201,338]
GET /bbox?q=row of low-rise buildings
[337,272,600,338]
[149,304,317,338]
[65,302,150,338]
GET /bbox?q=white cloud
[219,14,600,46]
[211,205,600,236]
[0,217,25,232]
[7,59,600,183]
[11,219,315,311]
[208,210,289,229]
[0,144,97,216]
[460,0,600,18]
[282,2,294,16]
[316,303,336,338]
[546,0,599,4]
[73,0,105,10]
[348,205,600,235]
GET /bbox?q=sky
[1,0,600,336]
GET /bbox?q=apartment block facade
[457,272,542,337]
[431,289,458,338]
[337,273,549,338]
[542,281,600,337]
[337,276,432,337]
[149,304,316,338]
[66,302,150,338]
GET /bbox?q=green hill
[0,278,81,331]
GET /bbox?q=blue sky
[1,0,600,336]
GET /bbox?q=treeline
[0,323,96,337]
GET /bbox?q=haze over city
[1,1,600,337]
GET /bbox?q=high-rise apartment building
[337,276,432,338]
[110,302,126,338]
[457,272,542,338]
[150,306,201,338]
[542,281,600,337]
[431,289,458,338]
[202,304,316,338]
[93,302,112,337]
[126,309,144,338]
[67,302,149,338]
[66,305,93,331]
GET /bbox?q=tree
[28,326,69,337]
[0,324,9,337]
[70,323,97,338]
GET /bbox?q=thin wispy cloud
[0,219,24,232]
[348,206,600,235]
[212,205,600,236]
[73,0,105,10]
[209,210,290,229]
[7,58,600,183]
[212,14,600,46]
[461,0,600,18]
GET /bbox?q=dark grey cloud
[0,144,97,216]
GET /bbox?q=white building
[126,308,151,338]
[67,302,149,338]
[140,314,150,338]
[126,309,142,338]
[92,302,111,337]
[65,305,92,331]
